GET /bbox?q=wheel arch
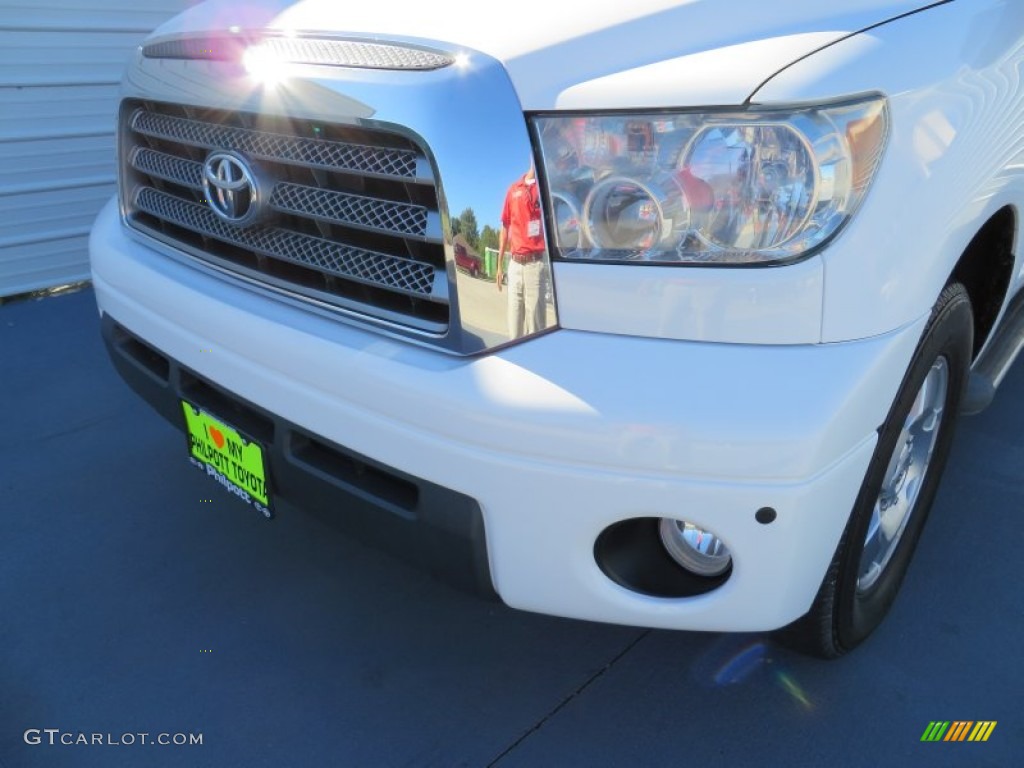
[949,205,1017,361]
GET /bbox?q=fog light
[658,519,731,577]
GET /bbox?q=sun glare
[243,43,286,87]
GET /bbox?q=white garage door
[0,1,198,297]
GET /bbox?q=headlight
[533,96,888,265]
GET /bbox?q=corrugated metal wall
[0,1,198,297]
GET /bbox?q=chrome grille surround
[121,101,447,334]
[117,42,558,354]
[143,34,455,71]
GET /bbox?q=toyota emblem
[202,151,262,225]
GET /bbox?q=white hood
[153,0,936,109]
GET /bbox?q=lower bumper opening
[101,313,496,599]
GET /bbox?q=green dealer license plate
[182,401,272,518]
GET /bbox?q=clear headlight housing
[533,96,888,265]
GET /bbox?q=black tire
[777,283,973,658]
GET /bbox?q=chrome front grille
[121,101,447,333]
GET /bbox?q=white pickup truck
[90,0,1023,656]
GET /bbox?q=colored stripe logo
[921,721,997,742]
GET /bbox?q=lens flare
[775,671,813,710]
[712,641,766,685]
[690,635,768,688]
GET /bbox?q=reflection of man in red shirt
[496,168,547,338]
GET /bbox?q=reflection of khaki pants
[507,258,546,338]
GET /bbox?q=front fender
[751,0,1024,343]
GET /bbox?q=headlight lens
[534,96,888,265]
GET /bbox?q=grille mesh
[130,148,203,189]
[135,187,436,297]
[131,110,420,179]
[129,148,430,238]
[270,183,428,237]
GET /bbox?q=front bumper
[101,312,496,598]
[92,198,927,631]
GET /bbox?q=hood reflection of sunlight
[243,41,292,88]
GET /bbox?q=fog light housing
[659,519,732,577]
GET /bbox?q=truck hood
[152,0,937,109]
